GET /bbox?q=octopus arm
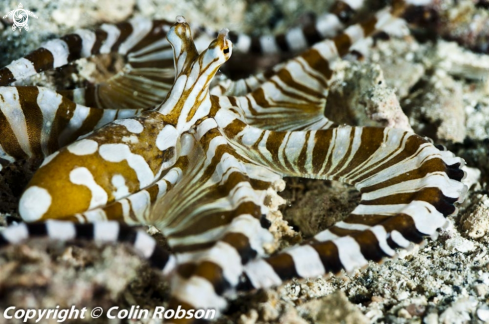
[216,110,467,290]
[0,85,144,166]
[151,119,282,312]
[217,7,406,131]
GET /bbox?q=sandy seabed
[0,0,488,323]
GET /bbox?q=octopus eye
[223,48,230,54]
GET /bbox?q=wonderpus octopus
[0,0,468,322]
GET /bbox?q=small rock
[477,306,489,322]
[264,210,301,253]
[460,195,489,240]
[371,295,384,303]
[406,303,426,317]
[370,37,427,98]
[397,308,412,319]
[363,84,412,131]
[301,291,369,324]
[258,290,280,321]
[403,72,466,142]
[473,284,488,297]
[444,237,476,253]
[439,297,478,324]
[424,312,439,324]
[396,291,410,301]
[277,306,308,324]
[464,99,489,141]
[282,180,357,237]
[437,41,489,80]
[96,0,136,23]
[365,308,383,321]
[239,309,258,324]
[439,307,469,324]
[283,281,302,300]
[325,62,412,131]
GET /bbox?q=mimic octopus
[0,0,468,322]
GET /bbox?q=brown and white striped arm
[0,18,174,87]
[17,111,179,222]
[0,86,145,169]
[0,220,176,276]
[210,0,426,99]
[203,0,366,57]
[214,111,466,291]
[153,119,282,314]
[72,133,196,224]
[214,7,401,131]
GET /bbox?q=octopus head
[167,16,232,78]
[167,15,199,76]
[167,15,194,52]
[204,28,233,65]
